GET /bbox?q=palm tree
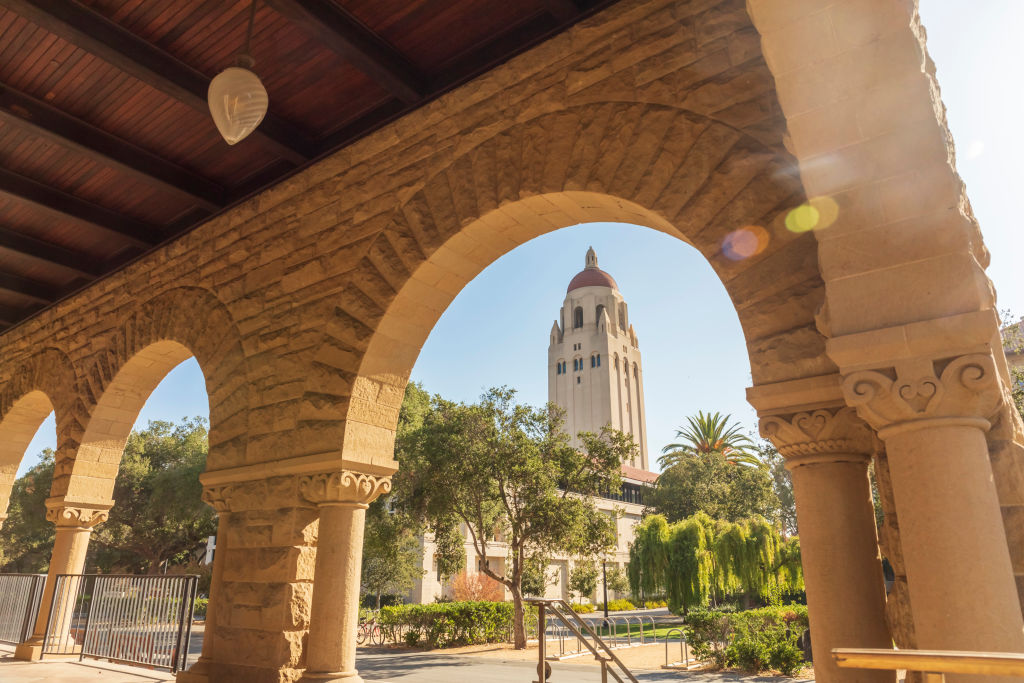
[658,411,762,469]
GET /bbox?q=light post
[602,560,609,619]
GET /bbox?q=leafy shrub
[606,599,635,611]
[571,602,595,613]
[642,599,667,608]
[685,605,806,676]
[451,571,504,602]
[380,601,528,648]
[683,609,731,669]
[192,597,208,619]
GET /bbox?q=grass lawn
[584,622,685,641]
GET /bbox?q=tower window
[597,354,601,367]
[590,355,595,368]
[573,306,583,329]
[577,377,581,384]
[556,363,561,375]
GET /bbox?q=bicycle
[357,615,383,646]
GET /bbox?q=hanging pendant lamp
[208,0,268,145]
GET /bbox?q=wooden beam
[0,167,160,247]
[0,85,226,211]
[0,227,102,277]
[265,0,425,104]
[0,271,60,304]
[0,0,316,163]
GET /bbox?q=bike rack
[662,628,690,670]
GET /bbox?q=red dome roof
[567,268,618,293]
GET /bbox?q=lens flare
[785,196,840,233]
[722,225,770,261]
[785,204,819,233]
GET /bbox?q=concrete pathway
[1,643,811,683]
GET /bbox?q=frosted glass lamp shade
[208,66,268,145]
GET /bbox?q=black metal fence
[0,573,46,644]
[42,574,197,672]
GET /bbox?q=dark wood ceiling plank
[539,0,582,22]
[0,225,102,277]
[0,84,226,210]
[0,302,40,325]
[0,0,316,163]
[264,0,425,104]
[0,269,58,303]
[0,166,159,247]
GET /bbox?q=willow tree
[628,514,670,598]
[665,512,715,614]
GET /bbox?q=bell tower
[548,247,649,469]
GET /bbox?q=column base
[13,638,43,661]
[300,670,363,682]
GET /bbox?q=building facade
[407,249,656,604]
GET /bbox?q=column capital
[841,353,1003,438]
[201,485,237,514]
[44,498,112,529]
[299,470,391,508]
[761,406,873,468]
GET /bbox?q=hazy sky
[16,2,1024,477]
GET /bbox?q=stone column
[762,408,893,683]
[298,471,391,683]
[843,353,1024,668]
[176,486,232,683]
[14,499,110,661]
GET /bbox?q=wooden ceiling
[0,0,618,331]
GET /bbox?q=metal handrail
[526,598,639,683]
[833,648,1024,682]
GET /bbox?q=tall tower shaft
[548,247,649,469]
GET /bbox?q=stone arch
[302,101,832,466]
[0,347,79,518]
[60,287,249,505]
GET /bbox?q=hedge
[683,605,808,676]
[379,601,530,648]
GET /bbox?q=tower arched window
[573,306,583,329]
[596,305,606,324]
[618,303,627,330]
[597,354,601,367]
[590,355,595,368]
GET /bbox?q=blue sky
[16,2,1024,477]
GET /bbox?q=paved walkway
[0,643,811,683]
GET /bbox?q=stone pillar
[176,487,231,683]
[843,353,1024,668]
[762,407,893,683]
[14,499,110,661]
[298,471,391,683]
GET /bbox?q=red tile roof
[621,464,658,484]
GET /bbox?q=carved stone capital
[760,407,873,466]
[841,353,1003,437]
[202,485,237,514]
[298,471,392,507]
[45,500,111,529]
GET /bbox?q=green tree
[0,449,57,572]
[757,442,797,536]
[361,498,424,608]
[604,566,630,595]
[396,387,633,648]
[1001,310,1024,418]
[521,556,551,596]
[629,512,802,614]
[1,420,215,574]
[568,561,599,603]
[646,452,779,524]
[659,411,761,469]
[90,418,216,573]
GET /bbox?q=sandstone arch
[310,102,830,466]
[61,286,249,506]
[0,348,80,520]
